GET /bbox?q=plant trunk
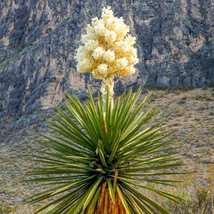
[93,182,126,214]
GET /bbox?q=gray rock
[0,0,213,117]
[157,76,170,88]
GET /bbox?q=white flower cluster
[75,7,139,79]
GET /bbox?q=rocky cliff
[0,0,214,115]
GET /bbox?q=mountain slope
[0,0,213,116]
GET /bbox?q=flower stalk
[100,77,114,109]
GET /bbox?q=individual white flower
[101,6,114,21]
[92,47,105,60]
[113,41,129,53]
[81,25,96,42]
[91,17,99,26]
[126,65,136,75]
[128,56,139,65]
[105,30,117,45]
[74,46,87,61]
[119,66,136,76]
[84,40,99,51]
[76,59,93,73]
[105,17,117,31]
[126,46,137,57]
[116,58,129,69]
[106,16,129,38]
[115,18,130,38]
[94,20,106,37]
[103,50,115,62]
[92,69,101,79]
[128,65,136,75]
[97,64,108,76]
[125,34,136,46]
[81,34,89,43]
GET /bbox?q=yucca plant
[28,87,183,214]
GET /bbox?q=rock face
[0,0,213,115]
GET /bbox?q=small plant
[0,205,15,214]
[164,187,214,214]
[195,90,213,101]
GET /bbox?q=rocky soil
[0,87,214,213]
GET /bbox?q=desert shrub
[0,205,15,214]
[164,187,214,214]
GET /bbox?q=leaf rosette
[28,88,183,214]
